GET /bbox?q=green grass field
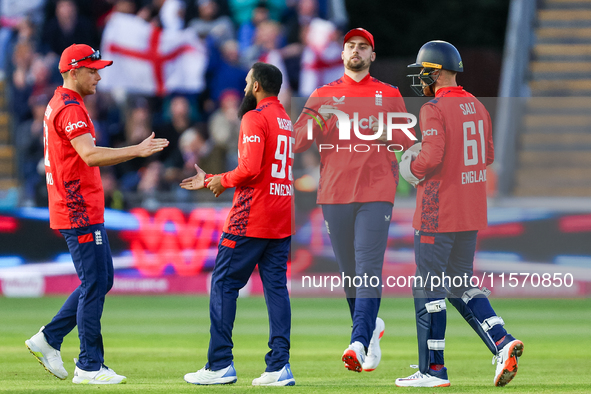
[1,296,590,393]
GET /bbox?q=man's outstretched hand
[138,132,169,157]
[180,164,207,190]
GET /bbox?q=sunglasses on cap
[69,50,101,66]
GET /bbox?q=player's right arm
[293,90,331,153]
[60,106,169,167]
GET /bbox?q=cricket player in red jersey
[293,28,416,373]
[25,44,168,385]
[396,40,523,388]
[181,62,295,386]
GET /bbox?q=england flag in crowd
[100,12,207,96]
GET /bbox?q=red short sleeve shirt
[44,87,104,229]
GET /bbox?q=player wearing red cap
[293,28,416,373]
[396,40,523,388]
[25,44,168,385]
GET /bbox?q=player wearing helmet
[396,40,524,388]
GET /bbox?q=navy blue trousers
[43,223,114,371]
[206,232,291,372]
[322,202,392,348]
[415,230,507,366]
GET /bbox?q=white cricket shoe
[494,339,524,386]
[395,367,450,387]
[362,317,385,372]
[25,327,68,380]
[252,363,295,386]
[342,341,365,372]
[184,362,237,385]
[72,360,127,384]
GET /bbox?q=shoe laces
[406,370,426,379]
[492,352,503,366]
[404,365,426,379]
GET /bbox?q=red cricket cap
[343,28,374,49]
[59,44,113,73]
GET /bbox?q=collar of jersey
[57,86,84,101]
[342,73,371,85]
[435,85,464,97]
[257,96,279,107]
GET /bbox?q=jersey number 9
[272,134,294,181]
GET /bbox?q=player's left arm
[208,112,266,196]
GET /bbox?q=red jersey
[411,86,494,233]
[220,97,294,239]
[294,73,415,204]
[44,87,104,229]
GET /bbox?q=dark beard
[345,57,369,71]
[238,90,258,119]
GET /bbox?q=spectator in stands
[14,93,48,205]
[11,41,36,122]
[243,20,291,108]
[112,0,137,15]
[283,0,317,45]
[208,88,240,170]
[163,126,226,189]
[188,0,235,46]
[229,0,286,26]
[298,17,342,96]
[0,0,45,80]
[101,167,127,210]
[280,0,318,93]
[43,0,98,55]
[206,39,249,104]
[237,1,271,55]
[154,95,193,164]
[115,100,152,190]
[138,159,165,193]
[159,0,186,30]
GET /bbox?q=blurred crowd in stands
[0,0,344,207]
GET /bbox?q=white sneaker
[252,363,295,386]
[494,339,524,386]
[395,368,450,387]
[362,317,385,372]
[72,361,126,384]
[25,327,68,380]
[184,362,237,385]
[342,341,365,372]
